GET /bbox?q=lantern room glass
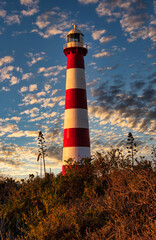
[67,34,83,43]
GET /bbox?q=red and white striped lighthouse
[62,25,90,175]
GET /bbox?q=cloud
[99,35,116,43]
[42,26,62,37]
[154,0,156,14]
[7,131,25,138]
[0,9,6,18]
[89,77,156,134]
[21,8,39,16]
[150,18,156,25]
[19,86,28,93]
[148,27,156,42]
[38,65,66,77]
[96,0,132,17]
[98,64,119,72]
[20,93,42,106]
[0,66,14,82]
[19,91,62,108]
[87,78,100,87]
[45,127,63,145]
[0,116,21,124]
[0,123,19,137]
[78,0,98,4]
[5,15,20,25]
[0,143,34,169]
[10,117,21,123]
[27,52,45,67]
[51,89,60,96]
[96,0,119,17]
[20,0,39,16]
[25,130,38,137]
[2,87,10,92]
[22,72,33,80]
[120,12,149,41]
[92,29,106,40]
[35,11,56,29]
[93,49,113,58]
[10,76,20,85]
[0,56,14,67]
[20,107,39,117]
[92,29,116,43]
[34,9,70,38]
[95,0,154,42]
[28,111,57,122]
[44,84,51,92]
[36,91,46,97]
[20,0,39,6]
[29,84,37,92]
[7,130,38,138]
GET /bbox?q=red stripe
[67,53,84,69]
[63,128,90,147]
[65,89,87,109]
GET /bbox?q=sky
[0,0,155,179]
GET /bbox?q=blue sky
[0,0,155,179]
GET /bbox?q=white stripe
[66,68,86,90]
[63,147,90,164]
[64,108,89,129]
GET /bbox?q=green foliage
[0,149,156,240]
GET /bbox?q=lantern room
[67,25,84,43]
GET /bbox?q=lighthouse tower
[62,25,90,175]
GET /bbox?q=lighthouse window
[67,34,80,43]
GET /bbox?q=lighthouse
[62,25,90,175]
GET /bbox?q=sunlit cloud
[44,84,51,92]
[33,8,71,38]
[29,84,37,92]
[93,49,113,58]
[0,9,7,18]
[2,86,10,92]
[0,56,14,67]
[99,35,116,43]
[78,0,98,4]
[92,29,106,40]
[38,65,66,77]
[22,72,33,80]
[0,123,19,137]
[5,15,20,25]
[10,76,20,85]
[20,0,39,7]
[26,52,45,67]
[19,86,28,93]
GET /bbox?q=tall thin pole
[43,152,46,177]
[38,131,47,178]
[40,155,42,178]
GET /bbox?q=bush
[0,149,156,240]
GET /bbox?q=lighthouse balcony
[63,42,88,50]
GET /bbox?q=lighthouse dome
[67,25,84,37]
[67,25,84,44]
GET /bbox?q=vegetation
[0,148,156,240]
[37,131,47,178]
[126,132,137,168]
